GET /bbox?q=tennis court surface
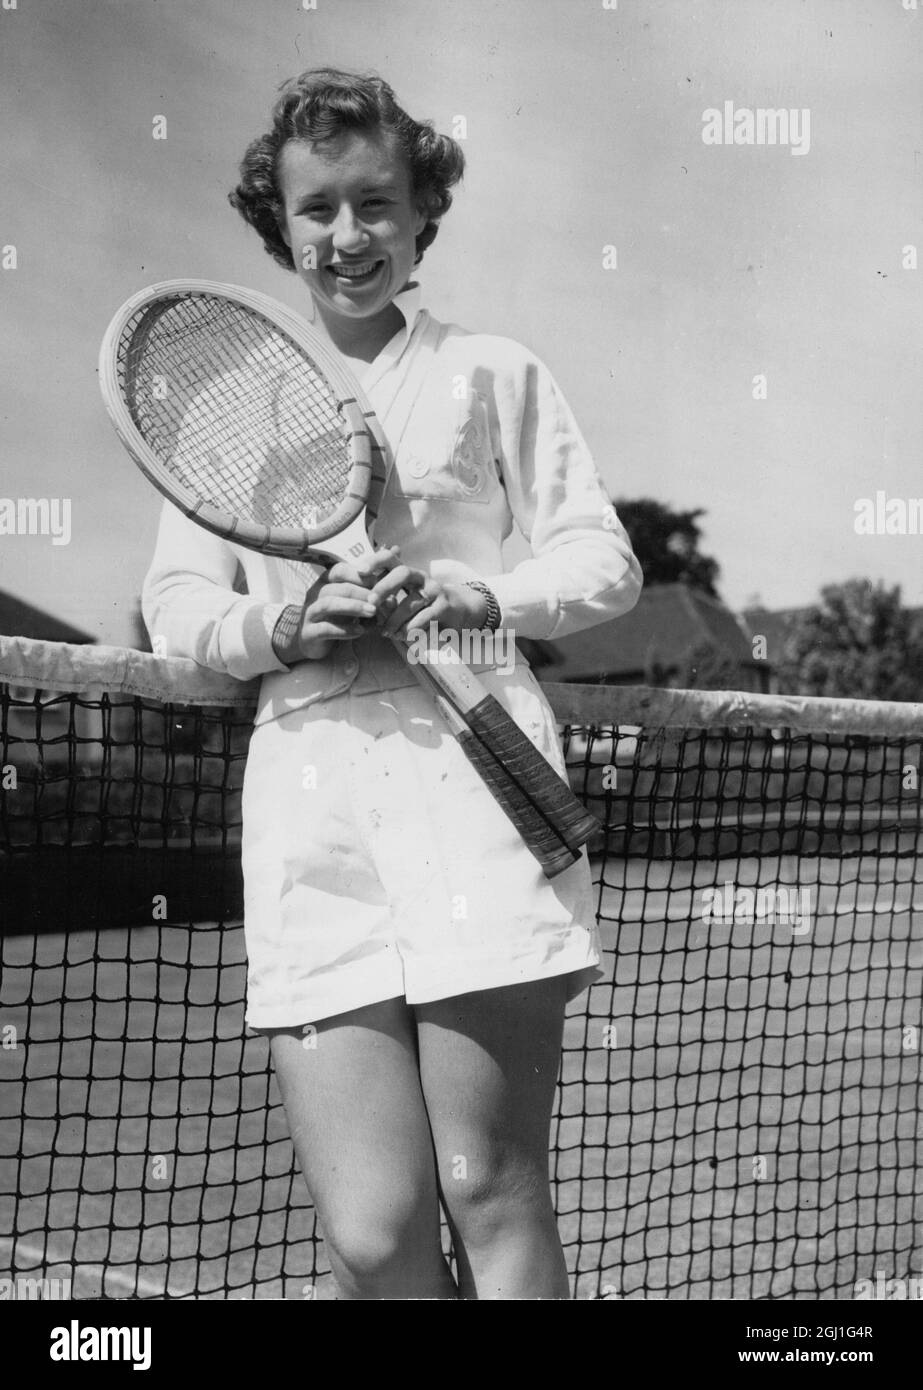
[1,636,921,1299]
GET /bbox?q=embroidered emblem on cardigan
[451,414,488,496]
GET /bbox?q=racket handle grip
[409,665,578,877]
[464,695,600,853]
[452,722,579,879]
[403,646,599,865]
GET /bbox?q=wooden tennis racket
[98,280,599,877]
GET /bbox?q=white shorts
[241,667,602,1027]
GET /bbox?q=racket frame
[99,279,377,559]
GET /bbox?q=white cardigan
[141,285,642,716]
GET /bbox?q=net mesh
[1,638,921,1301]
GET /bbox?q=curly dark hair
[229,68,465,271]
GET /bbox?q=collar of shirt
[359,281,427,393]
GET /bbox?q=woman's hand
[274,547,408,663]
[370,565,489,639]
[273,548,490,664]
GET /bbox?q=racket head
[98,279,387,559]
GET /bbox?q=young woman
[143,68,642,1300]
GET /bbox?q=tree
[773,579,923,701]
[612,498,721,596]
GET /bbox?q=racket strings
[117,297,354,529]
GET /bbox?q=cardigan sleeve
[481,350,642,641]
[141,500,290,681]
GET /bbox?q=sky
[0,0,920,645]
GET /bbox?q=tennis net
[1,635,921,1300]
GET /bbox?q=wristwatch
[463,580,502,632]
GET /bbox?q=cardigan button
[407,457,430,478]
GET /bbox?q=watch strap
[463,580,502,632]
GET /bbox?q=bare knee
[440,1157,552,1246]
[325,1216,409,1296]
[321,1198,445,1299]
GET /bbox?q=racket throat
[304,513,375,566]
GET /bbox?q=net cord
[3,635,922,736]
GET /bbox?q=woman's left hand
[369,564,489,638]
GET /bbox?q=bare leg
[415,977,570,1300]
[268,998,456,1300]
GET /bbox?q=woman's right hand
[272,547,406,664]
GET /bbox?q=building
[0,593,96,775]
[0,590,93,644]
[523,583,770,692]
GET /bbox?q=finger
[302,615,369,642]
[326,560,369,587]
[316,624,366,642]
[308,594,379,624]
[369,565,428,602]
[402,599,449,635]
[372,591,402,625]
[381,587,442,638]
[380,596,417,637]
[326,549,399,588]
[319,581,382,606]
[352,546,402,582]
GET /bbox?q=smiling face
[276,130,426,352]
